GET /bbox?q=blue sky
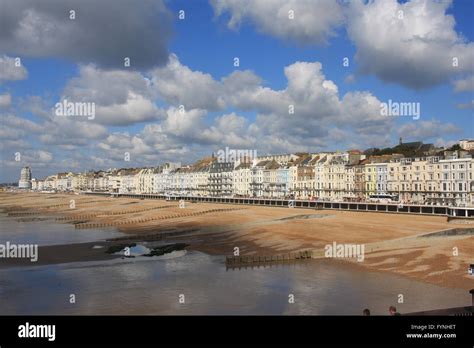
[169,0,474,138]
[0,0,473,182]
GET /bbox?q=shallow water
[0,216,470,315]
[0,213,124,246]
[0,250,469,315]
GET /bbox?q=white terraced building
[233,162,252,196]
[28,149,474,206]
[438,156,473,207]
[209,162,233,197]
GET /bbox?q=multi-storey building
[314,156,324,199]
[374,163,388,194]
[27,147,474,206]
[354,160,367,201]
[275,165,291,198]
[460,139,474,151]
[55,172,74,191]
[233,162,252,196]
[93,171,109,192]
[136,168,155,194]
[387,160,401,198]
[119,169,140,194]
[386,152,474,205]
[409,157,429,204]
[153,162,181,194]
[193,161,211,196]
[250,160,266,197]
[292,154,314,199]
[256,154,299,164]
[262,160,281,198]
[315,153,354,201]
[209,162,233,197]
[344,164,356,201]
[173,167,190,195]
[438,152,473,206]
[31,178,44,191]
[326,155,347,201]
[43,175,58,191]
[365,163,377,197]
[18,166,32,189]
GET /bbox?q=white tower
[18,166,32,189]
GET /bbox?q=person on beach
[389,306,400,315]
[362,308,370,316]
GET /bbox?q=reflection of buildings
[18,166,32,189]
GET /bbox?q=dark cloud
[0,0,173,69]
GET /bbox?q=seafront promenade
[87,191,474,218]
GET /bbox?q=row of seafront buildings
[27,141,474,207]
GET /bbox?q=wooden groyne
[74,207,244,229]
[106,228,201,242]
[43,199,109,209]
[7,210,42,217]
[55,204,175,221]
[226,250,314,268]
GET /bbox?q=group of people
[362,306,400,316]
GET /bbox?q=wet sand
[1,192,473,290]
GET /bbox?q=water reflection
[0,251,469,315]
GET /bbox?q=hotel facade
[28,144,474,207]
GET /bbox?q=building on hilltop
[460,139,474,151]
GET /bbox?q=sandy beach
[0,191,473,290]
